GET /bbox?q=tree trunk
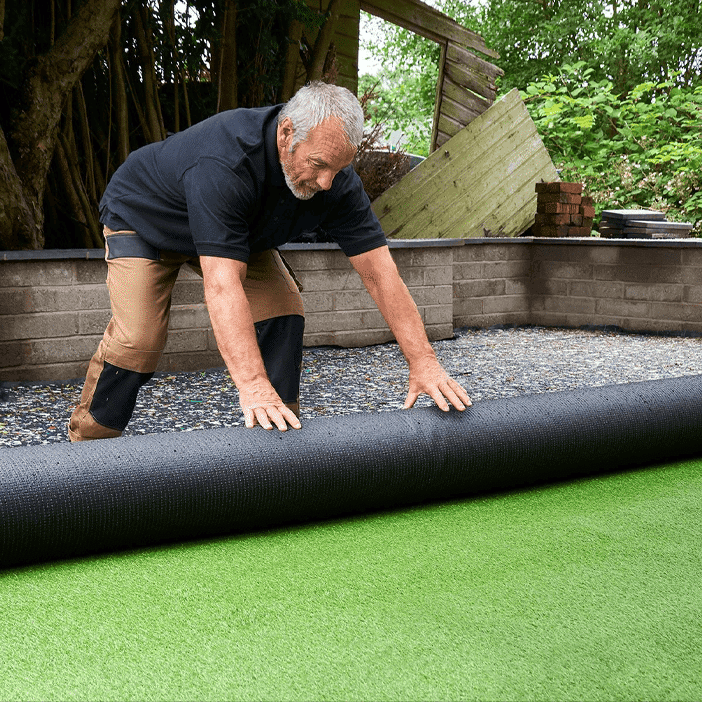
[281,15,304,102]
[109,11,130,165]
[0,128,40,250]
[134,4,166,142]
[217,0,238,112]
[306,0,343,83]
[0,0,122,250]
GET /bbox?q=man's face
[278,117,357,200]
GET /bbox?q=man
[69,82,471,441]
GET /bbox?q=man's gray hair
[279,81,364,150]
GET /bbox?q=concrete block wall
[0,253,224,382]
[2,238,701,382]
[1,254,107,383]
[453,238,702,334]
[281,241,457,348]
[529,239,702,334]
[453,240,532,329]
[0,241,459,382]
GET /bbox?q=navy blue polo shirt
[99,105,387,262]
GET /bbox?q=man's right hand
[238,380,301,431]
[201,256,301,432]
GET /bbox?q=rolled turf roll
[2,375,701,569]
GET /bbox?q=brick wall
[528,239,702,333]
[1,238,701,382]
[0,241,459,382]
[281,242,456,348]
[452,240,532,328]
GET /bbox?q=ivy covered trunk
[0,128,39,250]
[0,0,122,250]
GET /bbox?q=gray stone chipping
[1,325,701,448]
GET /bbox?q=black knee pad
[90,362,154,431]
[254,315,304,404]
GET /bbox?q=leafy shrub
[522,63,702,235]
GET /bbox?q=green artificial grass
[1,457,701,701]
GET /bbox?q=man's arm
[349,245,472,412]
[200,255,301,431]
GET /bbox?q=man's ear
[277,117,294,153]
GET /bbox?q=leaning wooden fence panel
[372,88,559,240]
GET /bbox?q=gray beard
[283,168,317,200]
[281,149,319,200]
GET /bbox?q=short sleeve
[182,158,256,261]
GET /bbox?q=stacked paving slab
[598,210,694,239]
[533,182,595,237]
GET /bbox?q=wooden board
[376,89,534,217]
[430,42,448,155]
[431,39,501,152]
[360,0,499,58]
[446,41,503,83]
[441,75,491,116]
[442,72,493,109]
[441,96,482,127]
[443,62,496,104]
[372,89,559,239]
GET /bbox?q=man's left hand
[403,357,472,412]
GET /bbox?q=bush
[522,63,702,235]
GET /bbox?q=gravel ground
[1,325,701,448]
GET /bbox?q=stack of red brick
[533,182,595,237]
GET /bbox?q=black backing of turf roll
[1,375,701,569]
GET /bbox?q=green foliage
[477,0,702,96]
[359,16,441,156]
[522,63,702,235]
[359,70,437,157]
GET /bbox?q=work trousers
[68,228,304,441]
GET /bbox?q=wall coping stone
[516,237,702,249]
[3,237,701,262]
[1,239,464,262]
[281,239,465,251]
